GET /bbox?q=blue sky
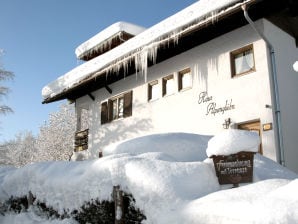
[0,0,197,142]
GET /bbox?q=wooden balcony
[74,129,89,152]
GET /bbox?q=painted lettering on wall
[198,91,212,104]
[198,91,235,116]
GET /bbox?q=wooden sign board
[211,151,255,185]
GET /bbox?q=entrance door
[238,120,263,154]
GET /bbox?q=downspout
[241,4,285,166]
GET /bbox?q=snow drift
[0,131,297,224]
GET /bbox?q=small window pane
[231,45,255,77]
[179,68,192,90]
[166,78,175,95]
[163,75,174,96]
[148,81,159,101]
[118,97,124,118]
[112,99,118,120]
[234,49,254,74]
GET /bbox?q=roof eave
[44,0,293,104]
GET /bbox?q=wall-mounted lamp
[222,118,231,129]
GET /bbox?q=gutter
[241,4,285,166]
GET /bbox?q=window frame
[162,74,175,97]
[148,80,159,102]
[111,95,124,120]
[101,91,132,124]
[178,68,192,91]
[230,44,255,78]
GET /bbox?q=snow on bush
[0,132,297,223]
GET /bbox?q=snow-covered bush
[0,191,146,224]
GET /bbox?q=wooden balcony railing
[74,129,89,152]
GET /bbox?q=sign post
[211,151,255,187]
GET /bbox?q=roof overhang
[42,0,297,104]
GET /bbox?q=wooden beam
[88,93,95,101]
[105,85,113,94]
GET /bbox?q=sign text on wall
[198,91,235,116]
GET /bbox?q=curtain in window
[235,49,254,74]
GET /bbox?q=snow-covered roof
[42,0,250,102]
[75,21,146,60]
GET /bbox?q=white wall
[75,19,280,163]
[263,19,298,173]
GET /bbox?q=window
[112,96,124,120]
[230,44,255,77]
[162,74,175,96]
[74,107,89,151]
[178,68,192,91]
[101,91,133,124]
[148,80,159,101]
[74,129,89,152]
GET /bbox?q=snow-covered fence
[113,185,124,224]
[0,187,146,224]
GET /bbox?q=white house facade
[42,0,298,173]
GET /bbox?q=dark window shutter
[123,91,133,118]
[162,79,166,96]
[178,74,182,91]
[108,99,113,121]
[101,102,108,124]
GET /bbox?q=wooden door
[238,120,263,154]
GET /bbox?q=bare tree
[0,50,14,115]
[0,103,75,166]
[35,103,76,161]
[0,131,37,167]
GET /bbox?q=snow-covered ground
[0,130,297,223]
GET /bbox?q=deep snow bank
[103,132,212,162]
[0,132,297,223]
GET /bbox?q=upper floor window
[101,91,133,124]
[148,80,159,101]
[230,44,255,77]
[162,74,175,96]
[112,96,124,120]
[178,68,192,91]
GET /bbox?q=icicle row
[97,0,249,84]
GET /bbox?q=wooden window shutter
[108,99,113,121]
[178,74,182,91]
[123,91,133,118]
[101,102,108,124]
